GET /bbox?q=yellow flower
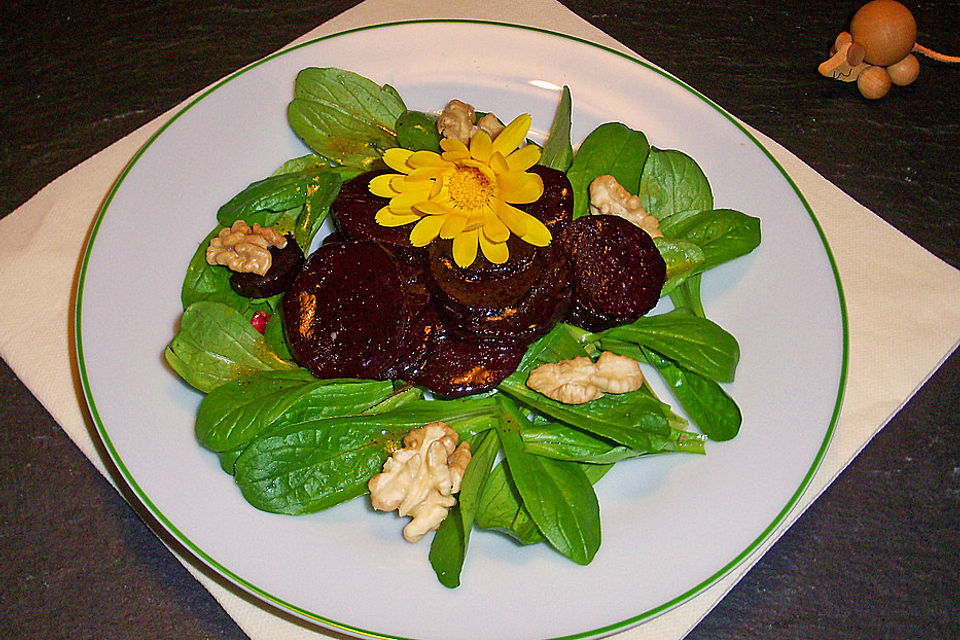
[369,113,549,268]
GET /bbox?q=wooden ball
[850,0,917,66]
[857,65,892,99]
[887,53,920,86]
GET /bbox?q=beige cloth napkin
[2,0,959,638]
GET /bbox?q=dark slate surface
[1,1,958,638]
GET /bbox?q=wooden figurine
[818,0,959,99]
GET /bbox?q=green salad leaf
[663,208,761,272]
[165,301,293,393]
[642,348,742,441]
[195,370,396,453]
[566,122,650,218]
[429,428,500,588]
[639,147,713,221]
[599,311,741,383]
[540,85,573,172]
[233,396,499,514]
[496,398,601,565]
[395,110,443,152]
[288,67,406,170]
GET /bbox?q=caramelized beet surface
[427,242,571,342]
[282,167,662,396]
[281,239,526,396]
[401,325,527,398]
[282,241,416,380]
[330,170,415,248]
[561,214,666,332]
[423,165,575,341]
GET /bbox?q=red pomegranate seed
[250,311,270,334]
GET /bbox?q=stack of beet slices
[237,165,666,398]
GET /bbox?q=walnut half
[205,220,287,276]
[588,175,663,238]
[437,99,477,144]
[526,351,645,405]
[368,422,472,543]
[437,99,504,143]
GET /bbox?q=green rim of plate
[75,19,849,640]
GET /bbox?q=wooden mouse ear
[847,42,866,66]
[831,31,853,55]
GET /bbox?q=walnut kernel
[205,220,287,276]
[437,99,477,144]
[526,351,645,405]
[588,175,663,238]
[476,112,505,139]
[368,422,472,543]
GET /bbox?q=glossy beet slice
[283,241,412,379]
[428,242,570,341]
[402,326,527,398]
[562,214,666,332]
[376,245,435,379]
[423,166,574,340]
[527,165,574,235]
[330,170,416,247]
[229,235,305,298]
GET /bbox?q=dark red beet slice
[427,242,570,341]
[423,166,574,340]
[562,215,666,332]
[283,241,413,379]
[526,165,574,235]
[330,170,416,248]
[402,325,527,398]
[230,235,304,298]
[376,245,435,379]
[330,165,572,252]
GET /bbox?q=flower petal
[375,206,421,227]
[368,173,403,198]
[479,234,509,264]
[469,130,493,163]
[452,228,480,267]
[406,166,448,182]
[498,170,544,205]
[481,210,511,243]
[407,150,446,168]
[382,148,414,173]
[440,137,470,162]
[495,199,528,237]
[439,214,468,239]
[429,174,445,199]
[505,144,541,172]
[488,151,510,175]
[491,113,531,156]
[389,189,433,213]
[409,214,447,246]
[512,208,552,246]
[414,199,453,217]
[440,137,468,153]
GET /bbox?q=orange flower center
[448,166,492,211]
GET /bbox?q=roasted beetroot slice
[427,239,544,312]
[421,166,574,340]
[283,241,411,379]
[562,215,666,332]
[429,243,571,341]
[230,235,305,298]
[330,170,416,247]
[525,165,574,236]
[376,246,436,379]
[402,328,527,398]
